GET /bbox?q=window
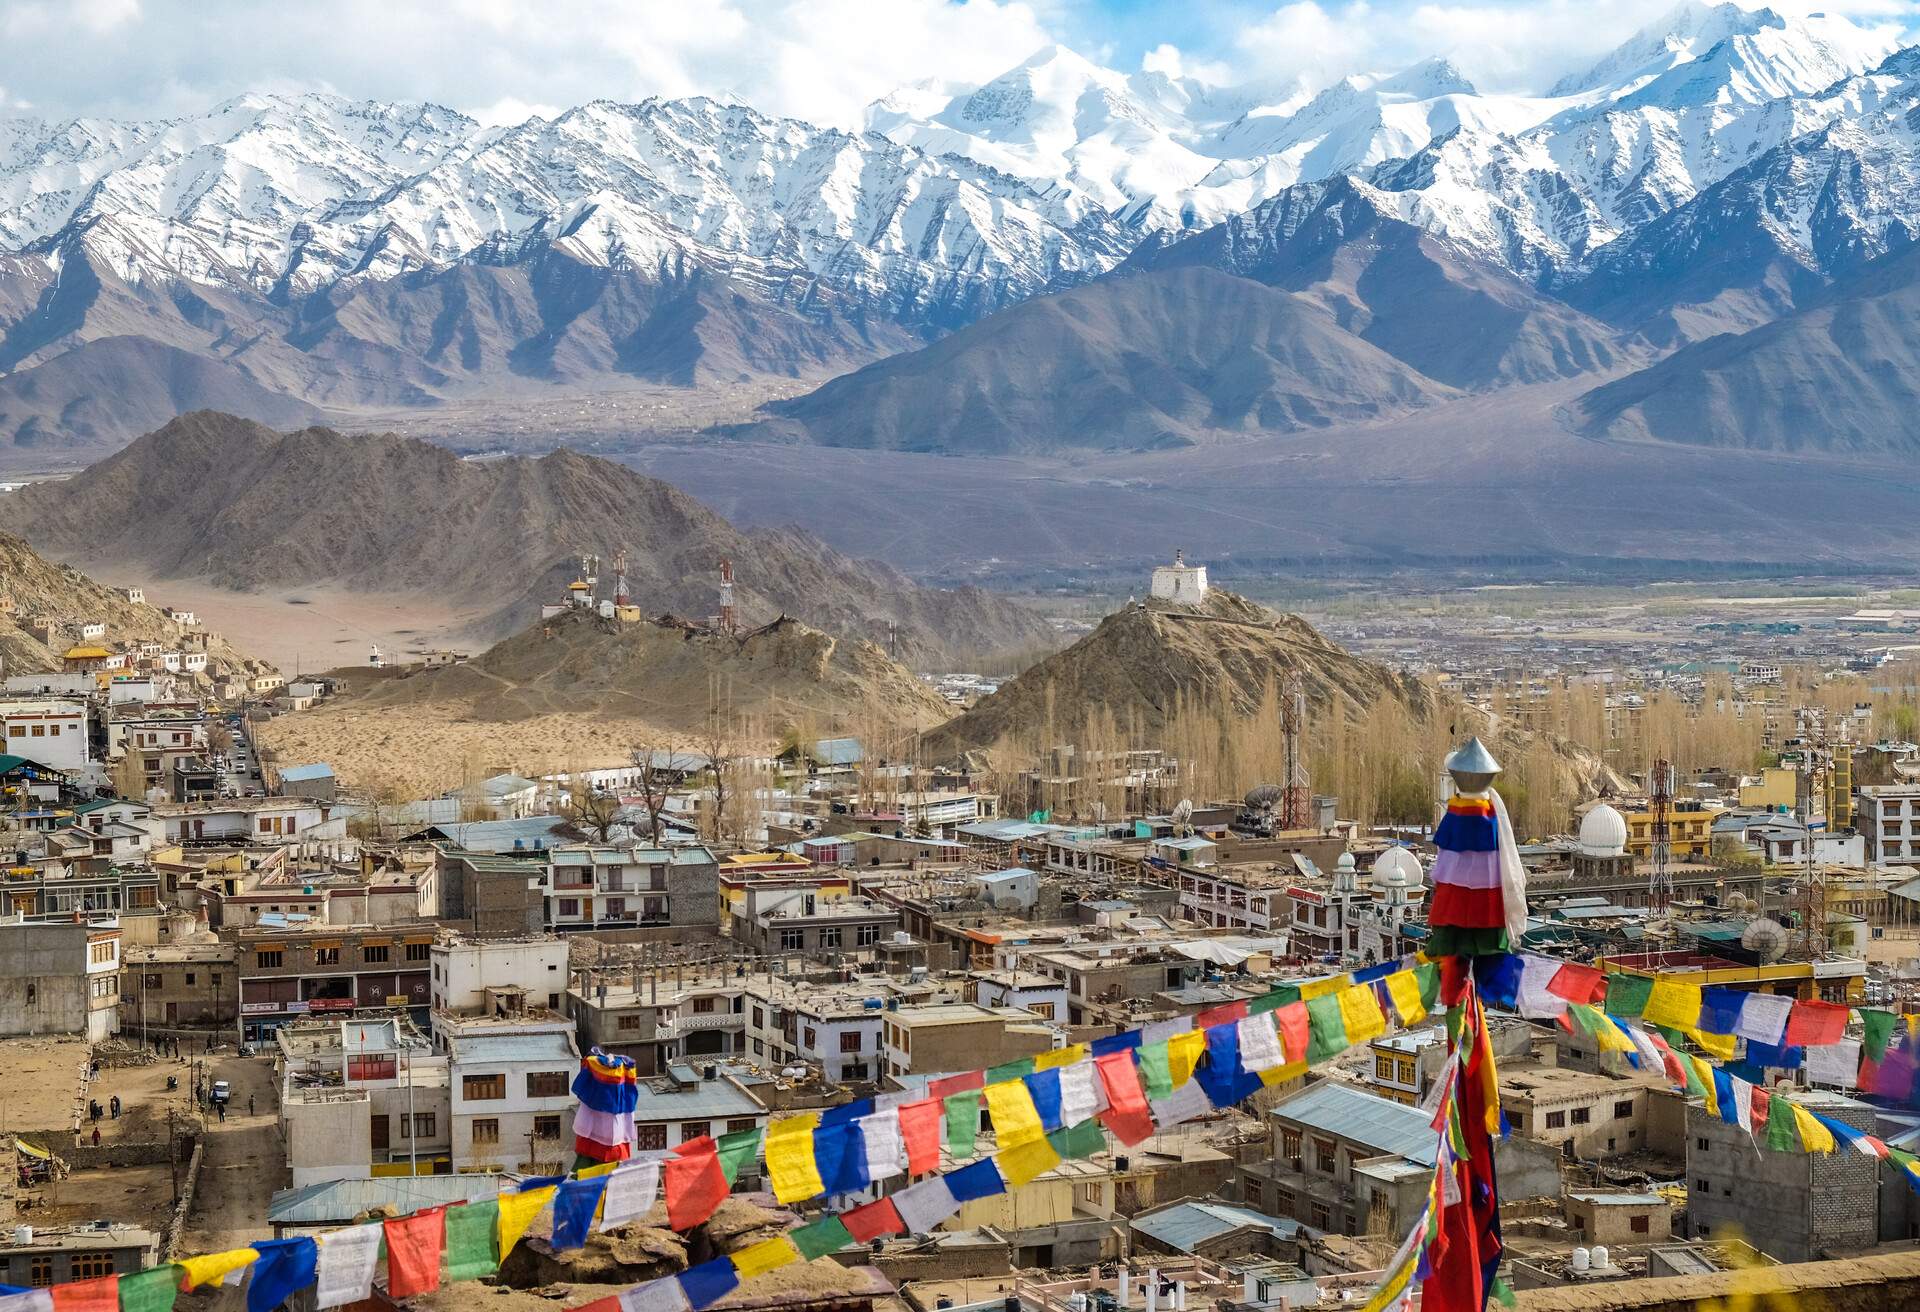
[1696,1178,1710,1193]
[780,929,804,951]
[534,1115,563,1140]
[143,973,163,988]
[819,927,842,949]
[314,947,340,966]
[1545,1111,1566,1129]
[89,941,115,965]
[618,1014,642,1031]
[463,1074,505,1100]
[1614,1099,1634,1119]
[728,1118,758,1134]
[753,1039,765,1055]
[1571,1107,1590,1126]
[857,923,881,946]
[347,1055,396,1081]
[404,1113,436,1138]
[1314,1139,1336,1174]
[184,973,196,986]
[1397,1060,1416,1083]
[29,725,42,737]
[840,1030,863,1053]
[692,997,715,1013]
[1375,1055,1394,1080]
[28,1257,52,1287]
[527,1071,569,1098]
[636,1124,668,1150]
[1631,1216,1650,1235]
[471,1118,500,1146]
[682,1121,712,1143]
[6,726,21,739]
[363,944,390,964]
[405,942,431,962]
[1309,1204,1331,1231]
[1281,1128,1302,1165]
[753,1008,765,1028]
[1030,1002,1055,1019]
[804,1026,817,1049]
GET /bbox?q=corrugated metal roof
[269,1176,504,1225]
[424,816,572,852]
[448,1031,578,1065]
[1130,1201,1300,1252]
[278,763,336,782]
[633,1078,765,1121]
[1271,1082,1439,1167]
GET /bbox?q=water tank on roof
[1571,1248,1590,1274]
[1592,1246,1609,1270]
[893,931,912,945]
[863,998,884,1010]
[513,839,525,850]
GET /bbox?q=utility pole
[407,1044,418,1177]
[167,1107,178,1201]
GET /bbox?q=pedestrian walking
[216,1103,225,1123]
[90,1127,100,1147]
[248,1095,255,1116]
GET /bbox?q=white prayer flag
[599,1159,663,1231]
[314,1223,383,1309]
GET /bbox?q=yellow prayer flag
[178,1248,258,1291]
[1690,1057,1719,1118]
[997,1133,1062,1187]
[1300,974,1348,1001]
[766,1111,826,1203]
[1338,985,1387,1045]
[1034,1044,1086,1071]
[731,1235,800,1280]
[1688,1026,1737,1062]
[984,1078,1046,1148]
[1168,1029,1207,1087]
[579,1160,619,1179]
[1383,971,1426,1027]
[1643,978,1702,1031]
[1259,1059,1307,1089]
[498,1184,556,1260]
[1792,1104,1837,1154]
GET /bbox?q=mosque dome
[1373,847,1424,890]
[1578,803,1629,858]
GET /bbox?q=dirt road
[178,1055,286,1254]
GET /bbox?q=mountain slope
[0,529,270,680]
[5,411,1052,662]
[1569,239,1920,451]
[919,589,1619,802]
[751,265,1453,454]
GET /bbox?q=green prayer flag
[945,1089,982,1155]
[1605,975,1654,1019]
[446,1198,501,1281]
[718,1127,762,1185]
[1305,993,1349,1064]
[1136,1042,1174,1101]
[791,1215,854,1261]
[986,1058,1036,1084]
[1491,1278,1517,1308]
[1765,1093,1798,1152]
[1414,962,1440,1011]
[1048,1118,1106,1161]
[118,1265,181,1312]
[1863,1009,1899,1062]
[1250,984,1300,1016]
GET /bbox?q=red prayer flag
[1751,1086,1771,1128]
[842,1197,905,1242]
[928,1070,985,1099]
[1546,962,1606,1005]
[385,1207,446,1298]
[1095,1051,1155,1145]
[51,1276,119,1312]
[1274,1001,1310,1064]
[1196,1000,1248,1029]
[898,1098,943,1175]
[666,1136,728,1230]
[1785,1000,1849,1047]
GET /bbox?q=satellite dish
[1244,784,1282,810]
[1742,918,1789,964]
[1171,798,1194,837]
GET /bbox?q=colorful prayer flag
[176,1250,257,1293]
[944,1090,982,1156]
[730,1235,798,1281]
[679,1258,739,1311]
[899,1098,942,1175]
[385,1209,446,1298]
[600,1159,662,1231]
[1095,1051,1155,1145]
[997,1135,1059,1187]
[246,1239,316,1312]
[766,1112,825,1203]
[1786,1000,1850,1048]
[115,1268,179,1312]
[446,1199,502,1279]
[984,1079,1046,1148]
[552,1176,611,1250]
[665,1139,728,1230]
[498,1183,555,1261]
[314,1224,382,1308]
[791,1216,854,1260]
[841,1197,904,1242]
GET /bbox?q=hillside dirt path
[178,1055,286,1254]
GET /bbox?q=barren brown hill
[6,411,1051,663]
[920,590,1619,827]
[260,606,953,793]
[0,530,269,680]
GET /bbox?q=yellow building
[1738,767,1797,810]
[1600,955,1865,1006]
[1620,804,1716,861]
[949,1157,1116,1232]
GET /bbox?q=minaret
[718,559,736,635]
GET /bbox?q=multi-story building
[154,797,328,846]
[1859,784,1920,863]
[278,1016,451,1185]
[123,940,238,1034]
[433,847,547,937]
[429,937,569,1016]
[0,920,121,1040]
[444,1016,580,1175]
[1286,854,1376,959]
[568,973,745,1075]
[1498,1066,1661,1160]
[742,979,887,1083]
[1175,861,1291,932]
[1686,1088,1877,1261]
[1620,801,1717,861]
[0,1226,158,1287]
[631,1066,768,1158]
[970,970,1069,1023]
[542,844,719,931]
[0,700,90,772]
[1240,1081,1438,1237]
[236,923,438,1047]
[881,1002,1056,1079]
[730,887,902,960]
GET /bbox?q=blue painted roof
[278,763,335,782]
[1131,1201,1302,1252]
[1271,1081,1439,1167]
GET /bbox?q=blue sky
[0,0,1916,125]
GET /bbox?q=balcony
[659,1012,745,1037]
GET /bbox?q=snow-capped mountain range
[5,0,1920,457]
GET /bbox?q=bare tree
[629,742,674,843]
[564,777,622,842]
[698,708,736,845]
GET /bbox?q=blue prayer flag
[946,1158,1006,1202]
[551,1174,611,1250]
[247,1237,317,1312]
[682,1258,741,1309]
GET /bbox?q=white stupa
[1151,549,1209,604]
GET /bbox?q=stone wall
[1512,1250,1920,1312]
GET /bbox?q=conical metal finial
[1445,736,1502,792]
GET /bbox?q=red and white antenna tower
[613,550,631,608]
[718,558,736,635]
[1280,672,1312,830]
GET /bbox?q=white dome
[1373,847,1424,889]
[1337,852,1357,872]
[1578,803,1629,858]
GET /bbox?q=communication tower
[1280,672,1312,831]
[718,559,736,635]
[1647,758,1674,912]
[613,550,631,608]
